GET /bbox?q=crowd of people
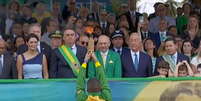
[0,0,200,80]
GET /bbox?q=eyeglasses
[101,14,107,16]
[158,9,166,12]
[70,2,76,5]
[81,41,88,46]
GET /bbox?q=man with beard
[19,5,37,24]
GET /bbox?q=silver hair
[0,38,6,44]
[28,23,42,33]
[108,13,116,19]
[130,33,142,41]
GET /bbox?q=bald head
[97,35,110,53]
[0,38,5,55]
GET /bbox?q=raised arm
[76,52,91,101]
[183,60,194,77]
[173,62,182,77]
[92,52,112,101]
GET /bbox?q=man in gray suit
[40,19,58,47]
[149,4,176,33]
[0,38,17,79]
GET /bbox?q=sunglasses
[101,14,107,16]
[81,41,88,46]
[70,2,76,5]
[158,9,166,12]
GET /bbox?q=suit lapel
[127,51,136,73]
[97,51,104,66]
[105,50,112,70]
[40,42,44,53]
[2,54,7,75]
[137,52,144,73]
[176,53,181,63]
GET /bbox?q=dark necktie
[144,32,147,38]
[102,23,106,34]
[117,50,121,55]
[0,55,3,76]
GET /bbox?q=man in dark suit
[49,28,87,78]
[88,1,100,22]
[110,30,129,56]
[19,5,37,25]
[121,33,152,77]
[17,23,52,68]
[99,9,108,34]
[124,0,142,32]
[62,0,77,21]
[154,37,190,75]
[0,38,17,79]
[150,19,174,49]
[140,19,154,41]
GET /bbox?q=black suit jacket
[49,45,87,78]
[17,42,52,69]
[0,53,17,79]
[125,11,142,32]
[148,13,156,21]
[87,12,100,22]
[140,31,154,41]
[154,53,190,75]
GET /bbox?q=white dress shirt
[168,52,178,65]
[37,42,41,52]
[101,50,109,61]
[100,21,107,28]
[71,44,77,55]
[0,54,4,67]
[130,50,140,64]
[114,47,122,55]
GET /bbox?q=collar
[130,49,140,56]
[113,47,122,52]
[100,50,109,56]
[71,44,76,49]
[141,30,148,34]
[100,21,107,25]
[157,15,167,19]
[168,51,178,58]
[38,42,40,46]
[88,93,100,97]
[159,31,166,35]
[0,54,4,58]
[130,10,136,15]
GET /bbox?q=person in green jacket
[88,35,122,78]
[76,51,112,101]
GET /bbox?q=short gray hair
[29,23,42,32]
[0,38,5,44]
[108,13,116,19]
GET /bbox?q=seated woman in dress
[16,33,49,79]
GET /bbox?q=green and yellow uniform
[76,62,112,101]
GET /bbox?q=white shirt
[191,56,201,70]
[100,21,107,28]
[130,50,140,64]
[101,50,109,61]
[0,54,4,67]
[141,30,148,38]
[71,44,77,55]
[37,42,41,52]
[168,52,178,65]
[114,47,122,55]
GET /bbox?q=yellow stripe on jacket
[86,95,105,101]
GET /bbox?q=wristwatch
[84,59,88,63]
